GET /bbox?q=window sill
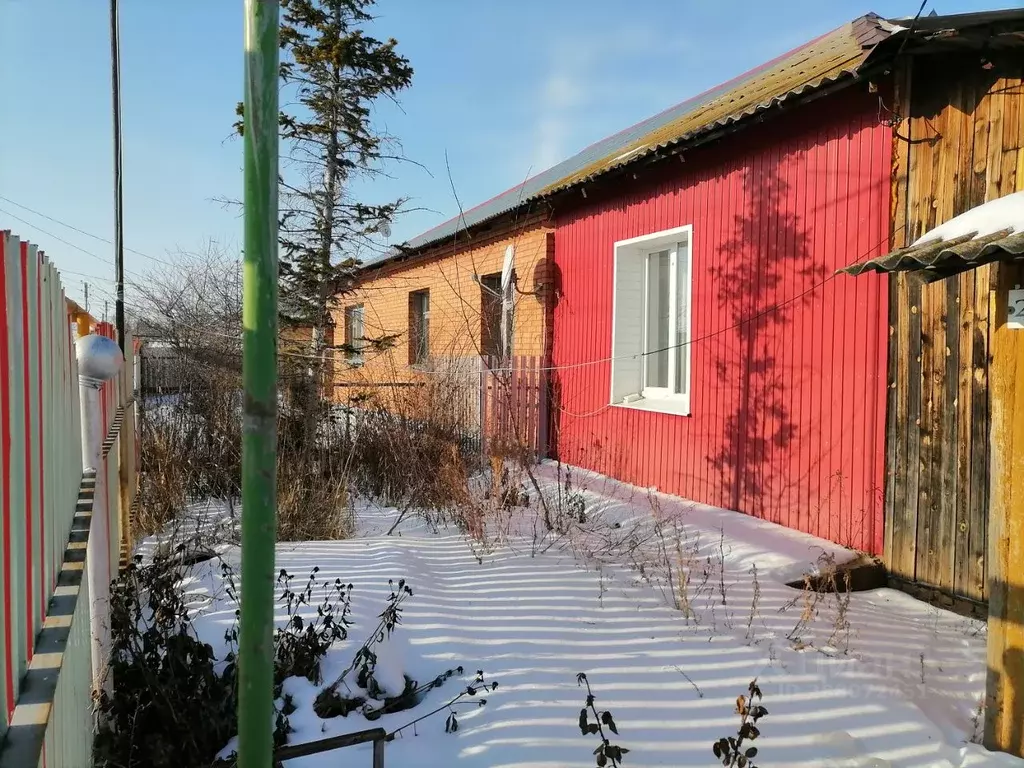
[611,397,691,416]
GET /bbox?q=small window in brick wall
[409,289,430,366]
[344,304,364,365]
[480,273,504,360]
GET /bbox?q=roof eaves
[887,7,1024,33]
[537,18,886,196]
[537,67,864,197]
[387,13,891,264]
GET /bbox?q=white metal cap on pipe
[76,334,123,388]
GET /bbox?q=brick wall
[280,323,313,354]
[330,218,554,404]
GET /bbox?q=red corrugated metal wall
[550,89,891,553]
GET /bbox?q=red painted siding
[1,235,12,718]
[551,89,891,553]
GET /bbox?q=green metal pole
[239,2,279,767]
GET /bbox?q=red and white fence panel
[0,230,136,768]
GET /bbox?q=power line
[10,208,900,375]
[895,0,930,60]
[0,195,176,267]
[481,225,905,376]
[116,224,903,371]
[1,207,106,260]
[0,210,141,276]
[58,268,118,285]
[6,202,901,376]
[0,209,149,302]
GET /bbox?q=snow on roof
[914,190,1024,246]
[877,19,908,33]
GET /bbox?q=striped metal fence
[0,231,138,768]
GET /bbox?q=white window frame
[344,304,365,366]
[409,289,430,367]
[610,224,693,416]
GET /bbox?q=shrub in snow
[574,673,769,768]
[576,673,629,767]
[223,565,356,745]
[386,670,498,741]
[137,363,355,545]
[94,554,238,768]
[558,465,588,524]
[98,557,361,766]
[316,578,414,703]
[314,578,433,719]
[99,558,503,764]
[713,679,768,768]
[270,567,353,685]
[137,375,244,541]
[307,580,501,737]
[782,550,852,653]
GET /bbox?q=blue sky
[0,0,1017,308]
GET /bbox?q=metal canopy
[839,228,1024,283]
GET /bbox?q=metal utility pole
[111,0,125,352]
[238,1,279,767]
[84,282,89,313]
[103,300,108,323]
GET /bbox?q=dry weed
[782,551,854,653]
[745,564,762,644]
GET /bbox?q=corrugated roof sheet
[839,229,1024,282]
[389,13,889,258]
[888,7,1024,33]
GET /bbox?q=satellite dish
[500,245,515,360]
[379,219,392,239]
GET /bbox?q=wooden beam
[984,261,1024,755]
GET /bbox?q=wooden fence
[0,231,137,768]
[138,343,182,394]
[481,355,549,459]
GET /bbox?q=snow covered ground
[144,465,1022,768]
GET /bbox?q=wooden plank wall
[886,52,1024,606]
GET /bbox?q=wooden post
[479,355,489,458]
[984,261,1024,756]
[538,360,550,459]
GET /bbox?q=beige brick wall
[330,219,554,403]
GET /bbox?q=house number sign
[1009,287,1024,330]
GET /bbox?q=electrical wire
[482,225,905,376]
[0,195,178,267]
[112,220,905,371]
[0,207,152,284]
[4,197,902,378]
[895,0,930,60]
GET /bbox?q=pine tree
[238,0,412,368]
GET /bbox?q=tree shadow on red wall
[706,153,821,526]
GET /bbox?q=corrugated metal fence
[0,231,138,768]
